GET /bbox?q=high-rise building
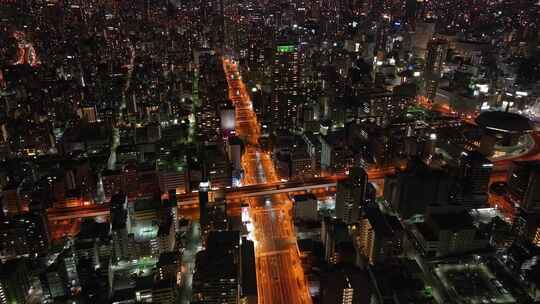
[0,212,50,258]
[354,206,403,265]
[424,38,447,101]
[192,231,240,304]
[456,151,493,209]
[80,105,98,123]
[384,159,455,219]
[158,166,187,195]
[271,43,300,130]
[320,264,371,304]
[336,167,368,224]
[156,220,176,254]
[111,193,130,262]
[199,179,210,229]
[41,264,67,300]
[0,259,31,304]
[410,212,489,257]
[513,210,540,247]
[293,193,318,222]
[156,252,181,283]
[322,217,353,264]
[508,161,540,213]
[240,238,258,304]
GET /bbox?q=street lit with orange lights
[223,58,312,304]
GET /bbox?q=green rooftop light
[277,45,296,53]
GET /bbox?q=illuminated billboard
[276,45,296,53]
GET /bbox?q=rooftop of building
[293,193,317,202]
[157,220,172,237]
[0,258,25,275]
[194,245,238,282]
[433,259,518,304]
[134,197,159,212]
[429,211,475,231]
[206,230,239,251]
[370,258,433,303]
[475,111,533,133]
[241,239,257,296]
[364,206,403,238]
[157,252,180,267]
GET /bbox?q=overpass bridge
[46,176,346,221]
[47,168,394,222]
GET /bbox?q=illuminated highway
[223,58,312,304]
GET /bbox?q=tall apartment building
[271,43,300,130]
[336,167,368,224]
[354,206,403,265]
[424,38,447,101]
[192,231,240,304]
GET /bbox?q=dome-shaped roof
[475,111,533,133]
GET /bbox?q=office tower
[322,217,353,264]
[41,264,67,300]
[152,279,176,303]
[271,43,300,130]
[508,161,540,213]
[384,159,455,219]
[354,206,403,265]
[410,211,489,257]
[228,136,243,187]
[336,167,368,224]
[205,201,229,232]
[240,238,258,304]
[293,193,318,222]
[197,96,221,143]
[457,151,493,209]
[199,179,210,228]
[205,144,232,189]
[111,193,130,261]
[74,238,100,268]
[156,252,181,283]
[0,212,50,258]
[513,210,540,247]
[320,264,371,304]
[192,231,240,304]
[155,259,181,293]
[59,249,80,290]
[0,259,31,304]
[156,220,175,254]
[424,38,447,101]
[158,165,187,195]
[80,105,98,123]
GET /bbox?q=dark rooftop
[475,111,533,133]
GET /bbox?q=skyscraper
[509,161,540,213]
[271,43,300,130]
[199,179,210,229]
[320,264,371,304]
[335,167,368,224]
[0,259,31,304]
[424,38,448,101]
[508,161,540,247]
[192,231,240,303]
[354,205,404,265]
[457,151,493,209]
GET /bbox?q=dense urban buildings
[0,0,540,303]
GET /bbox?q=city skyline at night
[0,0,540,303]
